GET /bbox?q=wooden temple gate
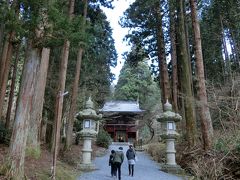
[100,101,144,143]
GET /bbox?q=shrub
[214,138,228,153]
[235,140,240,153]
[213,130,240,153]
[146,143,165,163]
[96,130,111,148]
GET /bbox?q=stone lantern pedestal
[157,101,184,174]
[77,97,102,170]
[78,130,97,170]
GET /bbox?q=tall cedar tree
[8,40,39,179]
[189,0,213,150]
[0,0,19,119]
[52,0,75,154]
[176,0,197,146]
[5,45,20,129]
[65,0,88,150]
[169,0,178,112]
[120,0,170,105]
[26,47,50,156]
[0,31,15,120]
[154,0,170,104]
[25,0,51,156]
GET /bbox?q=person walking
[109,150,116,177]
[113,147,124,180]
[126,145,136,176]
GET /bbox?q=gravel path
[77,144,184,180]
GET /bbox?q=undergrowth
[33,162,79,180]
[176,130,240,179]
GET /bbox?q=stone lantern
[156,100,183,173]
[77,97,102,170]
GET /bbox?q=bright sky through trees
[101,0,136,85]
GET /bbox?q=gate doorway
[116,131,126,142]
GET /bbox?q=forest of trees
[0,0,116,178]
[0,0,239,179]
[119,0,240,178]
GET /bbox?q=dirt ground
[0,142,107,180]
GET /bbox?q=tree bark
[0,23,4,57]
[51,40,70,150]
[169,0,178,112]
[0,32,15,120]
[190,0,213,150]
[65,0,87,150]
[176,0,197,146]
[8,42,38,179]
[26,47,50,157]
[5,45,20,129]
[154,1,170,104]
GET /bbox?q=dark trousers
[111,163,117,177]
[128,164,134,176]
[115,162,122,180]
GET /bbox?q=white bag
[135,156,138,162]
[128,159,136,165]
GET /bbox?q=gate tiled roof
[99,101,144,113]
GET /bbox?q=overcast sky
[101,0,135,85]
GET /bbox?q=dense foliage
[0,0,117,178]
[96,129,112,148]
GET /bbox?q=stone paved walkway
[77,144,184,180]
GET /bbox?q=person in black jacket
[109,150,116,177]
[126,145,136,176]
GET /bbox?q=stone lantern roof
[77,97,102,120]
[156,100,182,123]
[86,97,94,109]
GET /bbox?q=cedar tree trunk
[176,0,197,146]
[190,0,213,150]
[51,0,75,152]
[169,0,178,112]
[154,1,170,104]
[8,42,38,179]
[27,47,50,156]
[5,45,19,129]
[65,0,87,150]
[0,32,15,120]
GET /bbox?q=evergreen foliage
[119,0,169,76]
[115,60,153,103]
[114,50,161,142]
[201,0,240,83]
[76,4,117,106]
[96,129,111,148]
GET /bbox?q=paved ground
[77,144,184,180]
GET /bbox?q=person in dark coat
[113,147,124,180]
[126,145,136,176]
[109,150,116,177]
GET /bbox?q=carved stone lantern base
[78,163,96,171]
[161,164,184,174]
[80,133,96,170]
